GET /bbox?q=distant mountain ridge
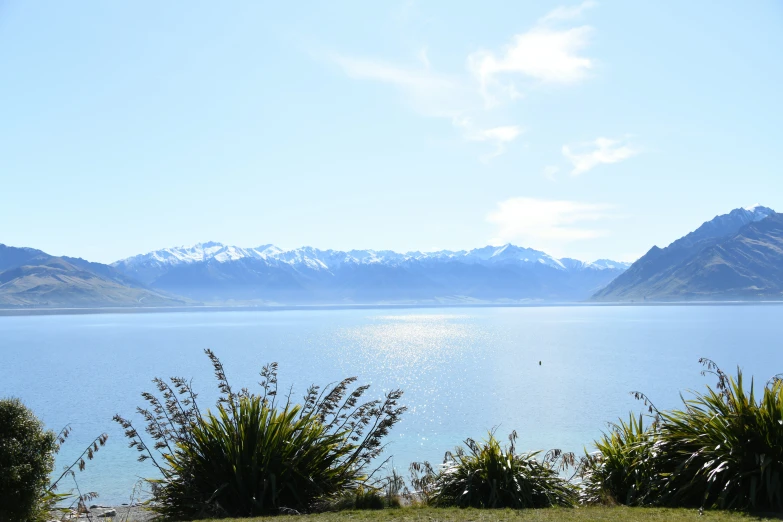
[0,244,48,272]
[11,202,783,308]
[593,205,783,301]
[11,203,783,308]
[0,244,186,308]
[113,243,631,304]
[115,242,625,273]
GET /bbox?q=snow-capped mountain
[115,242,627,276]
[123,241,283,266]
[113,243,631,304]
[558,258,630,271]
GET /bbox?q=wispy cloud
[455,117,523,159]
[487,197,613,247]
[330,53,521,154]
[327,53,469,120]
[328,54,459,114]
[472,125,522,143]
[538,0,597,24]
[562,137,638,175]
[325,2,596,158]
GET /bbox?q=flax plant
[580,414,660,506]
[654,366,783,511]
[114,349,405,518]
[414,431,577,509]
[585,359,783,513]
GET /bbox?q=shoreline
[3,299,783,317]
[54,504,155,522]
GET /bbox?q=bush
[115,349,405,518]
[413,431,577,509]
[654,365,783,511]
[580,414,659,506]
[585,359,783,512]
[0,398,56,522]
[352,488,386,510]
[157,395,365,516]
[319,472,407,512]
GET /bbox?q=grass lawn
[199,507,783,522]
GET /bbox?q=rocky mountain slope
[0,245,186,308]
[593,206,783,301]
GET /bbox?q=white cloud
[329,54,454,99]
[562,137,638,175]
[456,119,522,143]
[330,54,521,158]
[454,118,523,160]
[474,125,522,142]
[538,1,597,24]
[467,25,593,106]
[487,197,612,246]
[328,53,471,122]
[326,2,597,157]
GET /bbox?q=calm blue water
[1,305,781,504]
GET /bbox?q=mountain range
[5,204,783,309]
[0,242,629,308]
[111,243,630,304]
[593,205,783,301]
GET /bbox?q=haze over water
[1,305,780,504]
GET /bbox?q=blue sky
[1,1,781,263]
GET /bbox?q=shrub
[114,349,405,518]
[319,471,407,512]
[0,398,56,522]
[414,431,577,509]
[316,488,385,512]
[353,488,386,510]
[586,359,783,512]
[0,398,108,522]
[580,413,659,506]
[653,364,783,511]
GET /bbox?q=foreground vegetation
[581,359,783,511]
[408,432,578,509]
[0,398,107,522]
[3,354,783,520]
[113,350,405,519]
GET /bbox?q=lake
[1,305,781,504]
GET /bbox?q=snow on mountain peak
[588,259,633,270]
[145,242,226,264]
[116,242,628,274]
[744,204,774,221]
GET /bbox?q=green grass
[196,506,783,522]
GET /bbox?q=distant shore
[3,300,783,317]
